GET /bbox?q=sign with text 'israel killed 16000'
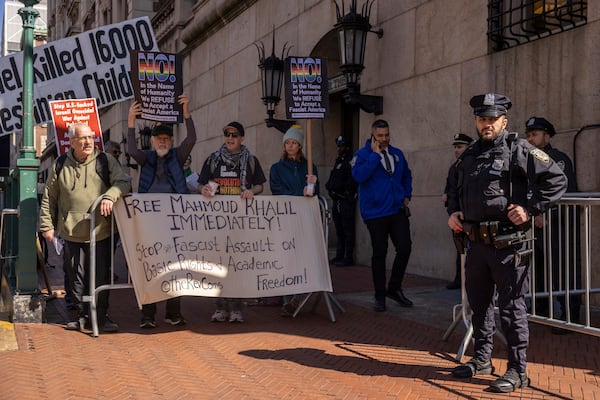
[0,16,157,135]
[131,51,183,123]
[285,57,329,119]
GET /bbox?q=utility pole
[13,0,42,322]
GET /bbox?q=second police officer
[326,135,357,266]
[525,116,581,333]
[446,94,567,393]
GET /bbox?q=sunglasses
[223,131,240,138]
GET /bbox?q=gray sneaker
[139,317,156,329]
[164,315,186,326]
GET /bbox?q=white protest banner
[114,193,333,307]
[0,16,158,135]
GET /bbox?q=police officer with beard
[447,94,567,393]
[326,136,357,266]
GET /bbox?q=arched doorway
[309,29,360,260]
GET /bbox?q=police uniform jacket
[446,130,567,224]
[325,150,357,200]
[543,144,576,192]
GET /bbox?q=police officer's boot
[488,369,529,393]
[451,358,494,378]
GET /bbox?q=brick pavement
[0,262,599,399]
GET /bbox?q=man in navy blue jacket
[352,119,413,312]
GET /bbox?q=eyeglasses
[73,135,95,141]
[223,131,240,138]
[111,150,122,156]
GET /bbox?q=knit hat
[283,125,304,145]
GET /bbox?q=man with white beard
[127,94,196,328]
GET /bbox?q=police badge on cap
[452,133,473,146]
[469,93,512,117]
[525,116,556,137]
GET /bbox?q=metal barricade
[528,193,600,336]
[292,195,345,322]
[87,195,133,337]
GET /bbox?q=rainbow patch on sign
[138,52,176,83]
[289,57,322,84]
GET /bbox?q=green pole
[15,1,41,294]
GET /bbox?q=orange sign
[49,98,103,156]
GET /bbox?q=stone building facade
[45,0,600,283]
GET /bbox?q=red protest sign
[49,98,103,156]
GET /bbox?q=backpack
[55,152,110,187]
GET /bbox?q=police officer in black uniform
[326,136,357,266]
[525,116,581,332]
[447,94,567,393]
[444,133,473,289]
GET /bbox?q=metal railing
[86,195,133,337]
[527,193,600,336]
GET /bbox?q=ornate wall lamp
[335,0,384,115]
[121,126,152,170]
[139,126,152,150]
[255,31,295,133]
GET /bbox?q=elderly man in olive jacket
[40,122,131,333]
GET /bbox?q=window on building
[488,0,587,51]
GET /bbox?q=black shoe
[446,280,460,290]
[373,299,386,312]
[140,317,156,329]
[387,289,413,307]
[488,369,529,393]
[99,317,119,333]
[452,359,494,378]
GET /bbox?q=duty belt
[462,221,528,249]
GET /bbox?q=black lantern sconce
[120,136,137,170]
[121,126,152,170]
[255,31,295,133]
[335,0,384,115]
[139,126,152,150]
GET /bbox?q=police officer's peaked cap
[452,133,473,146]
[469,93,512,117]
[336,135,348,147]
[525,116,556,137]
